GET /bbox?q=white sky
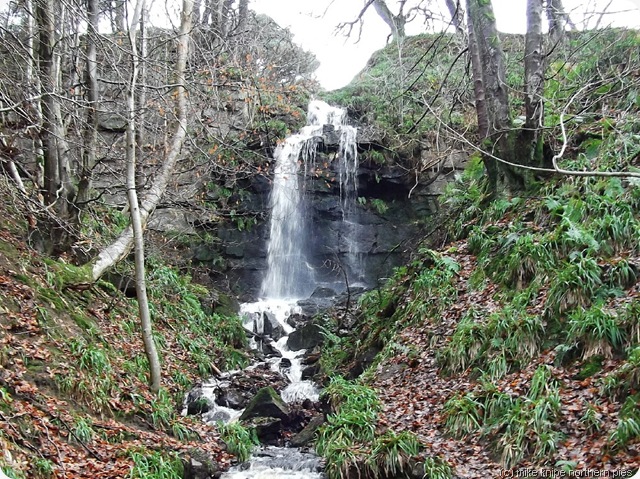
[0,0,638,91]
[250,0,640,90]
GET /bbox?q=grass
[127,450,183,479]
[316,377,421,479]
[217,421,258,462]
[567,303,626,360]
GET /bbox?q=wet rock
[290,415,325,447]
[182,449,220,479]
[287,323,324,351]
[259,338,282,357]
[310,286,337,298]
[286,313,307,329]
[301,363,320,381]
[185,387,215,416]
[217,388,246,409]
[239,387,290,421]
[249,417,283,445]
[186,397,215,416]
[262,311,286,341]
[279,358,292,370]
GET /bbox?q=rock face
[199,130,460,300]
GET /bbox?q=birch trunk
[89,0,193,282]
[124,0,161,394]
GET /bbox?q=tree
[545,0,574,44]
[465,0,516,193]
[35,0,77,253]
[522,0,545,166]
[89,0,195,283]
[339,0,436,43]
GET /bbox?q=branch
[421,94,640,179]
[336,0,375,43]
[551,85,640,178]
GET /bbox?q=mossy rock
[239,387,289,421]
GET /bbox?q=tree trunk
[89,0,194,281]
[125,0,161,395]
[238,0,248,31]
[445,0,465,34]
[135,8,148,193]
[466,0,517,193]
[522,0,545,166]
[35,0,77,253]
[373,0,405,41]
[78,0,99,206]
[466,3,488,139]
[546,0,574,44]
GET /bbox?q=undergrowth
[316,376,420,479]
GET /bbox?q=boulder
[184,387,215,416]
[287,323,324,352]
[301,363,320,381]
[239,387,290,421]
[182,449,220,479]
[289,415,325,447]
[248,416,283,444]
[217,388,246,410]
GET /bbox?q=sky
[250,0,640,91]
[0,0,637,90]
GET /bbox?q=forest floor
[0,182,234,478]
[370,237,640,477]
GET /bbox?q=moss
[42,260,93,289]
[574,356,604,381]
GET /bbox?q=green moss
[575,356,604,380]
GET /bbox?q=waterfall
[260,99,358,298]
[213,100,359,479]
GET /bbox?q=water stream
[209,100,357,479]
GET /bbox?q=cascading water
[260,99,358,299]
[337,120,362,283]
[215,100,358,479]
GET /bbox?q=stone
[249,416,283,444]
[239,387,289,421]
[182,449,220,479]
[217,388,246,410]
[287,323,324,352]
[289,415,325,447]
[280,358,292,370]
[186,397,215,416]
[263,311,286,341]
[185,387,215,416]
[310,286,337,298]
[301,363,320,380]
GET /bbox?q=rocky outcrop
[239,387,290,421]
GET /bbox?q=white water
[221,447,323,479]
[220,100,359,479]
[240,300,319,403]
[260,99,358,298]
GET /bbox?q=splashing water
[260,100,358,299]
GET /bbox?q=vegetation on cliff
[315,18,640,479]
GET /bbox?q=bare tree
[523,0,545,166]
[123,0,162,394]
[545,0,576,46]
[444,0,465,34]
[35,0,77,253]
[89,0,194,281]
[465,0,515,193]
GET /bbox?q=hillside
[312,27,640,479]
[0,180,247,477]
